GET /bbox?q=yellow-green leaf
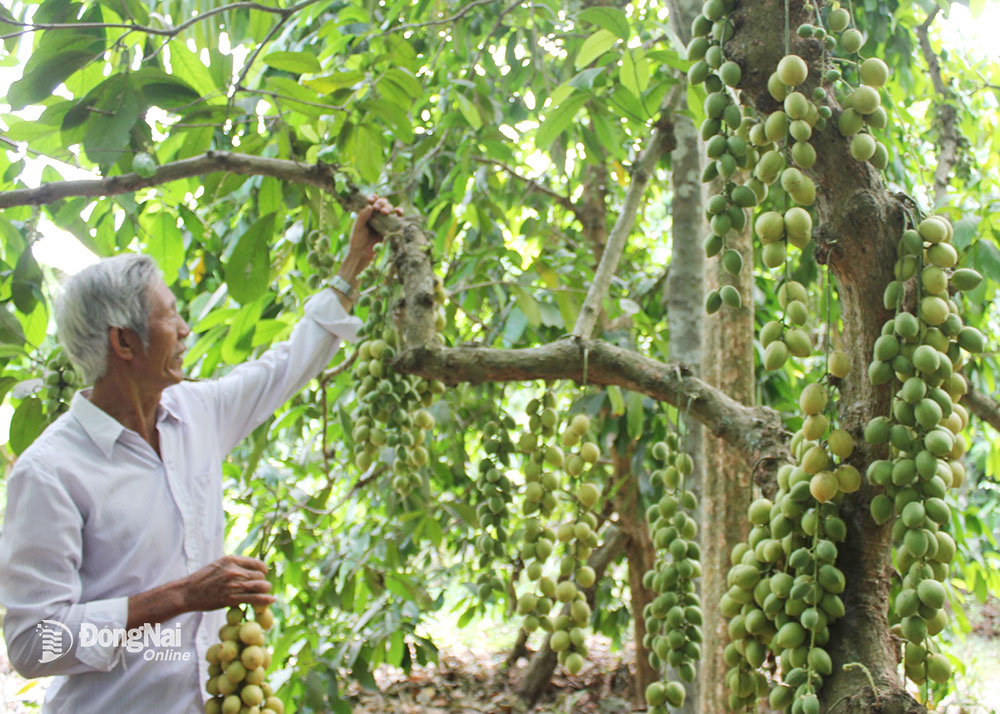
[263,51,322,74]
[575,29,618,70]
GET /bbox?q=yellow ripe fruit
[218,641,239,664]
[241,645,266,671]
[264,697,284,714]
[836,465,861,493]
[829,351,851,378]
[809,471,839,503]
[241,684,264,707]
[799,383,828,416]
[828,429,855,459]
[255,607,274,630]
[239,622,265,647]
[569,414,591,434]
[776,54,808,86]
[245,666,267,685]
[221,695,242,714]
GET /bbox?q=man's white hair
[54,254,161,385]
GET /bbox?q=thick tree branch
[916,8,959,206]
[571,86,683,339]
[0,151,365,211]
[0,0,320,40]
[962,388,1000,433]
[395,338,789,473]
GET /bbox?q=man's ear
[108,327,138,361]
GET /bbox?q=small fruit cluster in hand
[204,606,284,714]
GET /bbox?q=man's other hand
[182,555,275,611]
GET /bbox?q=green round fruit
[841,28,863,53]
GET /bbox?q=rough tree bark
[728,2,919,712]
[611,443,658,709]
[664,2,705,710]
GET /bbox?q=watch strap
[329,274,358,301]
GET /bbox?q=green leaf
[262,51,323,74]
[9,396,45,454]
[225,214,275,304]
[606,385,625,416]
[511,286,541,327]
[350,125,384,184]
[575,29,619,71]
[7,32,106,109]
[258,176,283,216]
[0,305,26,345]
[167,40,218,98]
[626,390,644,439]
[577,7,630,40]
[970,0,985,17]
[11,247,43,314]
[222,297,266,364]
[304,70,366,93]
[144,213,185,285]
[454,93,482,130]
[536,94,588,149]
[620,49,650,98]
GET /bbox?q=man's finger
[227,555,269,573]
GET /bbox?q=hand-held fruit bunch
[350,280,447,494]
[515,397,604,675]
[864,213,983,689]
[642,432,702,712]
[204,606,283,714]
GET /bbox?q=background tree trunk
[611,444,658,709]
[699,213,756,714]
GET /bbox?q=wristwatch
[329,274,358,303]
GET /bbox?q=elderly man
[0,197,397,712]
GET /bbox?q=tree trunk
[515,527,629,706]
[663,20,705,708]
[611,445,658,709]
[700,210,756,714]
[727,2,921,711]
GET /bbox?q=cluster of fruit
[514,400,603,675]
[642,432,702,712]
[722,376,852,713]
[204,606,283,714]
[304,231,338,289]
[43,348,77,417]
[473,418,518,570]
[350,285,446,494]
[863,214,983,687]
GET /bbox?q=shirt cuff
[74,596,129,672]
[304,289,363,342]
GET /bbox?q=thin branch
[961,388,1000,434]
[472,157,577,213]
[571,85,684,339]
[377,0,498,35]
[0,0,307,39]
[916,7,959,206]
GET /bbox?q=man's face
[133,278,190,388]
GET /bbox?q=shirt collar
[70,389,184,459]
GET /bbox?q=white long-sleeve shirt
[0,289,360,713]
